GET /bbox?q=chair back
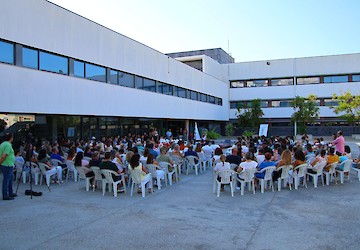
[230,163,238,170]
[50,159,63,167]
[328,162,338,174]
[140,159,147,167]
[213,158,221,167]
[159,161,173,173]
[65,160,75,171]
[101,169,118,183]
[341,159,353,172]
[130,169,143,183]
[263,166,276,181]
[278,165,292,178]
[185,156,199,166]
[83,156,92,162]
[218,170,234,184]
[294,163,308,178]
[197,152,206,161]
[15,160,24,171]
[37,162,48,175]
[172,155,183,166]
[75,166,87,179]
[146,164,158,176]
[313,162,326,174]
[30,162,38,171]
[242,168,256,182]
[90,166,103,181]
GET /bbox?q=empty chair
[129,169,153,198]
[324,162,338,185]
[75,166,91,191]
[307,162,326,188]
[215,170,235,197]
[65,160,78,182]
[236,168,257,195]
[159,161,177,185]
[292,163,308,189]
[351,165,360,182]
[255,166,276,193]
[101,169,126,197]
[336,159,352,184]
[184,156,201,175]
[275,165,293,191]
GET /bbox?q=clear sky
[49,0,360,62]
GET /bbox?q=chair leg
[141,182,146,198]
[113,183,117,197]
[102,181,106,196]
[157,176,161,190]
[278,179,281,191]
[86,178,90,191]
[230,182,234,197]
[217,182,220,197]
[261,179,264,193]
[241,182,244,195]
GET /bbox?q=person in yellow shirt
[325,147,339,172]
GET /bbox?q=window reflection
[247,79,268,87]
[143,78,156,92]
[119,71,134,88]
[163,83,173,96]
[85,63,106,82]
[297,77,320,85]
[323,75,348,83]
[200,94,207,102]
[176,87,187,98]
[230,81,245,88]
[110,69,118,84]
[22,47,38,69]
[135,76,143,89]
[353,75,360,82]
[40,51,68,75]
[74,60,84,78]
[271,78,293,86]
[190,91,198,100]
[0,40,14,64]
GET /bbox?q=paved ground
[0,141,359,250]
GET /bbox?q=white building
[0,0,359,140]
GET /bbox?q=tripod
[15,145,51,199]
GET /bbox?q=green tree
[331,91,360,124]
[225,122,235,137]
[236,98,264,131]
[291,94,319,134]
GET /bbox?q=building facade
[0,0,359,140]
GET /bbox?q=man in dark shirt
[99,152,121,182]
[225,147,241,165]
[184,145,198,157]
[89,151,102,167]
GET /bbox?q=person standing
[0,133,17,200]
[332,130,345,156]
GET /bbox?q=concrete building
[0,0,359,140]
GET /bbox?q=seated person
[326,147,340,170]
[99,152,124,191]
[213,154,231,191]
[255,152,276,179]
[237,152,258,180]
[184,145,198,157]
[310,149,327,173]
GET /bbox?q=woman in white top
[214,154,231,191]
[237,152,258,180]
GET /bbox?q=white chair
[65,160,77,182]
[172,155,184,175]
[324,162,338,185]
[292,163,308,189]
[14,160,25,182]
[100,169,126,197]
[236,168,256,195]
[255,166,276,193]
[275,165,293,191]
[230,164,238,170]
[38,162,57,186]
[184,156,201,175]
[130,169,153,198]
[215,170,235,197]
[83,156,92,162]
[307,162,326,188]
[75,166,91,191]
[90,166,104,192]
[197,152,208,171]
[159,161,177,185]
[30,162,41,185]
[351,165,360,182]
[336,159,352,184]
[146,164,165,190]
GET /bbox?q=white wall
[0,0,229,121]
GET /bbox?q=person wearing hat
[0,133,17,200]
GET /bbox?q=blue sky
[49,0,360,62]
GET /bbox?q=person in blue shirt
[184,145,198,157]
[255,152,276,179]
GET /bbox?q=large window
[22,47,38,69]
[85,63,106,82]
[118,71,134,88]
[163,83,173,96]
[190,90,198,101]
[352,74,360,82]
[247,79,268,87]
[135,76,143,89]
[230,81,245,88]
[271,78,293,86]
[109,69,118,84]
[296,77,320,85]
[0,40,14,64]
[200,93,207,102]
[143,78,156,92]
[175,87,187,98]
[323,75,348,83]
[74,60,85,78]
[40,51,68,75]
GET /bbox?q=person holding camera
[0,133,17,200]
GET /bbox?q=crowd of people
[0,129,359,200]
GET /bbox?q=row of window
[230,74,360,88]
[0,39,222,106]
[230,98,338,109]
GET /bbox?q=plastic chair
[14,160,25,182]
[236,168,256,195]
[159,161,177,185]
[351,165,360,181]
[197,152,208,171]
[184,156,201,175]
[130,169,153,198]
[307,162,326,188]
[65,160,78,182]
[275,165,293,191]
[90,166,104,192]
[38,162,58,186]
[324,162,338,185]
[172,155,184,175]
[216,170,235,197]
[146,164,165,190]
[292,163,308,189]
[336,159,352,184]
[75,166,91,191]
[255,166,276,193]
[100,169,126,197]
[83,156,92,162]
